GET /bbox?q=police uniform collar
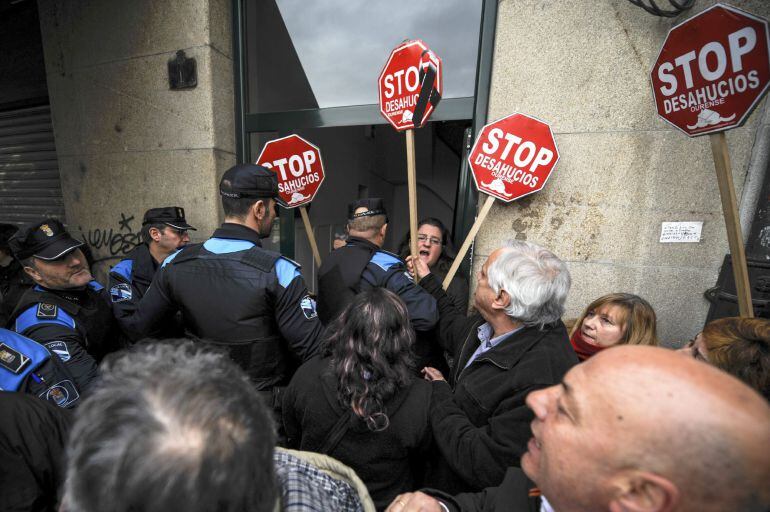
[346,236,382,252]
[212,223,264,247]
[128,243,158,281]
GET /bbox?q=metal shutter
[0,104,65,226]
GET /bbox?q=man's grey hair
[64,341,277,512]
[487,240,570,327]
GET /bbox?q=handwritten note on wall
[660,222,703,243]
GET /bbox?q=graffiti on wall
[80,212,141,259]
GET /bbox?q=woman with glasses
[399,218,468,314]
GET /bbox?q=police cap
[347,198,388,223]
[219,164,286,206]
[8,218,84,261]
[142,206,196,231]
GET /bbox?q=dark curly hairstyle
[323,288,415,431]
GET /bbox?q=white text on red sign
[657,27,761,115]
[261,151,322,195]
[474,128,554,189]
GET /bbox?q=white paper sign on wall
[660,221,703,243]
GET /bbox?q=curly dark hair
[323,288,415,431]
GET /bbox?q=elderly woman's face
[579,305,626,347]
[417,224,443,268]
[678,332,710,362]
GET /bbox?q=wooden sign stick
[299,205,322,267]
[709,132,753,318]
[443,194,496,290]
[406,129,420,282]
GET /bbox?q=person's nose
[526,385,557,420]
[67,253,82,267]
[181,232,190,243]
[583,316,598,332]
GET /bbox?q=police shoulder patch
[45,341,71,363]
[300,295,318,319]
[110,283,133,303]
[36,303,58,319]
[38,379,79,408]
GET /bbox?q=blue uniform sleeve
[108,260,141,322]
[13,306,99,394]
[272,258,323,362]
[362,253,439,331]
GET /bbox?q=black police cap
[142,206,196,231]
[347,198,388,223]
[219,164,286,205]
[8,218,84,261]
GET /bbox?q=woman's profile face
[417,224,443,268]
[579,304,627,347]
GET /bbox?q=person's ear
[252,200,266,221]
[492,289,511,311]
[22,261,42,283]
[380,223,388,238]
[149,227,162,242]
[608,471,679,512]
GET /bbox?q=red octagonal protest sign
[469,113,559,203]
[378,39,442,131]
[256,135,325,208]
[650,4,770,137]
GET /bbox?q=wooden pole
[299,206,322,267]
[406,129,420,282]
[443,194,496,290]
[709,132,754,318]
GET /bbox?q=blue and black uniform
[108,243,182,338]
[124,223,324,402]
[317,236,439,367]
[8,281,121,396]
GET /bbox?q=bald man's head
[523,345,770,512]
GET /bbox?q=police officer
[125,164,324,406]
[0,223,32,326]
[317,198,438,333]
[6,219,122,395]
[108,206,195,335]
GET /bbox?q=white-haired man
[410,240,578,493]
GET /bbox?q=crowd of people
[0,162,768,512]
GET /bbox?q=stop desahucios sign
[468,113,559,203]
[378,39,442,131]
[650,3,770,137]
[256,135,325,208]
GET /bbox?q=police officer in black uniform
[6,219,122,397]
[108,206,195,336]
[125,164,324,408]
[0,223,32,326]
[317,199,439,367]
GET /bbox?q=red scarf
[569,328,606,361]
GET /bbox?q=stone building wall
[37,0,235,278]
[477,0,769,343]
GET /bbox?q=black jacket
[108,243,182,338]
[0,392,72,512]
[420,273,578,492]
[425,467,541,512]
[8,282,123,394]
[125,223,323,392]
[0,259,32,327]
[283,356,433,510]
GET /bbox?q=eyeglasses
[417,234,442,246]
[170,228,188,237]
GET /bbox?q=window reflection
[247,0,482,112]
